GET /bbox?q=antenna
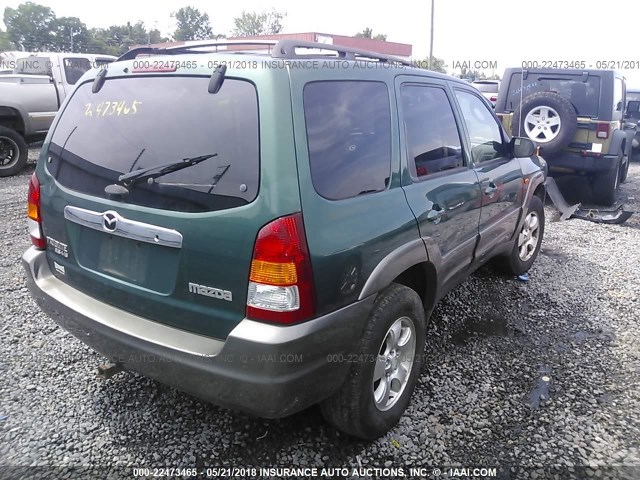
[518,70,524,137]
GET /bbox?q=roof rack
[273,39,412,66]
[118,40,279,62]
[118,39,413,66]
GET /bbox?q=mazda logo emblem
[103,212,118,231]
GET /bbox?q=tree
[233,9,285,36]
[458,67,486,82]
[172,6,213,41]
[54,17,88,52]
[2,2,168,55]
[86,22,169,56]
[416,56,446,74]
[0,28,15,51]
[3,2,57,51]
[355,28,387,41]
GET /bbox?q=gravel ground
[1,150,639,479]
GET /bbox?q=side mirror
[510,137,536,157]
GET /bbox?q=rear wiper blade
[118,153,218,186]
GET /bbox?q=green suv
[23,40,546,439]
[495,68,633,205]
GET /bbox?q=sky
[4,0,640,86]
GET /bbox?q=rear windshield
[48,76,259,213]
[505,73,601,117]
[473,82,499,93]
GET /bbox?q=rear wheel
[511,92,578,157]
[320,283,426,439]
[592,158,620,205]
[0,127,28,177]
[496,195,545,275]
[620,156,629,184]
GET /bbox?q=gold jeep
[495,68,633,205]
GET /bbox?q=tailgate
[38,72,291,339]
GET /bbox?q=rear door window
[399,84,464,178]
[303,81,391,200]
[48,76,259,213]
[505,73,600,117]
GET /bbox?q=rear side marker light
[27,173,46,250]
[246,213,315,324]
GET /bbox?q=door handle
[426,205,445,223]
[484,182,498,197]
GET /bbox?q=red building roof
[133,32,412,57]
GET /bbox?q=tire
[511,92,578,157]
[0,127,29,177]
[496,195,545,275]
[320,284,426,440]
[620,156,629,184]
[592,158,620,205]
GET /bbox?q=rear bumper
[546,151,618,175]
[22,247,374,418]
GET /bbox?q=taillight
[490,95,498,102]
[246,213,315,324]
[596,123,610,139]
[27,173,46,249]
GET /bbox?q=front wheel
[496,195,545,275]
[0,127,29,177]
[320,284,426,439]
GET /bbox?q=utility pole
[70,28,77,52]
[429,0,434,70]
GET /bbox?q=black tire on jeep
[320,283,426,440]
[592,157,620,205]
[0,127,29,177]
[511,92,578,157]
[620,156,629,183]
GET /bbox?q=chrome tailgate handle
[64,206,183,248]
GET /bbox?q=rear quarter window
[48,75,259,213]
[303,81,391,200]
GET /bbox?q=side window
[400,85,464,178]
[304,81,391,200]
[455,90,505,163]
[614,78,624,113]
[63,57,91,85]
